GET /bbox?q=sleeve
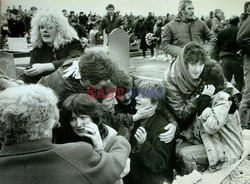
[164,80,197,121]
[160,24,182,58]
[201,93,231,134]
[52,40,84,69]
[134,134,175,173]
[197,94,212,116]
[237,17,250,54]
[57,136,131,184]
[202,22,216,55]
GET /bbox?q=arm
[51,40,84,69]
[201,92,231,134]
[202,22,216,56]
[160,24,182,58]
[164,80,197,121]
[58,136,131,184]
[134,127,175,173]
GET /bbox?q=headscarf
[166,42,203,95]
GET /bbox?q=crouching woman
[179,62,244,174]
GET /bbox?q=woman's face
[187,62,205,79]
[39,24,57,46]
[70,114,93,137]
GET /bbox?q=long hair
[61,93,108,142]
[30,9,79,49]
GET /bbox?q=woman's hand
[133,106,156,122]
[82,122,103,150]
[201,84,215,97]
[135,127,147,145]
[24,63,55,76]
[159,123,176,143]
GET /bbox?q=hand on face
[201,84,215,96]
[81,122,103,150]
[135,127,147,145]
[134,105,156,121]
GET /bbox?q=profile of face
[182,3,194,20]
[107,8,115,16]
[135,94,155,110]
[70,114,93,137]
[187,62,205,79]
[101,92,118,113]
[216,10,225,20]
[246,4,250,14]
[116,89,132,105]
[39,23,57,46]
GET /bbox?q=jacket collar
[0,138,55,156]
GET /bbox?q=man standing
[99,4,124,45]
[161,0,215,58]
[237,1,250,129]
[214,15,243,92]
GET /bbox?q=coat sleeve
[202,22,216,56]
[56,136,131,184]
[200,92,231,134]
[164,79,197,121]
[134,135,175,173]
[160,24,182,58]
[52,40,84,69]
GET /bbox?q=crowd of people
[0,0,250,184]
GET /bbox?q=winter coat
[0,137,131,184]
[161,14,215,58]
[194,91,244,171]
[211,16,224,37]
[99,13,125,35]
[128,112,175,184]
[237,15,250,55]
[20,39,84,84]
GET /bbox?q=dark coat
[128,112,175,184]
[237,15,250,55]
[99,13,124,34]
[20,39,84,84]
[0,137,131,184]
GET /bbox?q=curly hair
[201,62,226,93]
[62,93,108,140]
[78,49,120,85]
[30,9,79,49]
[183,42,209,65]
[0,84,59,145]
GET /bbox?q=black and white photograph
[0,0,250,183]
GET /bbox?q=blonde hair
[30,9,79,49]
[0,84,59,145]
[178,0,193,12]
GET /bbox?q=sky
[1,0,248,18]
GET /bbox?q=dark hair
[183,42,208,65]
[61,93,108,141]
[112,70,132,95]
[139,84,164,105]
[78,50,119,85]
[244,1,250,14]
[90,81,116,103]
[106,4,115,10]
[201,62,225,93]
[229,15,239,26]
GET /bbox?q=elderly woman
[0,84,131,184]
[20,9,84,84]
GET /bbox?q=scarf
[167,43,202,95]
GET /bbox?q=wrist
[133,114,139,122]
